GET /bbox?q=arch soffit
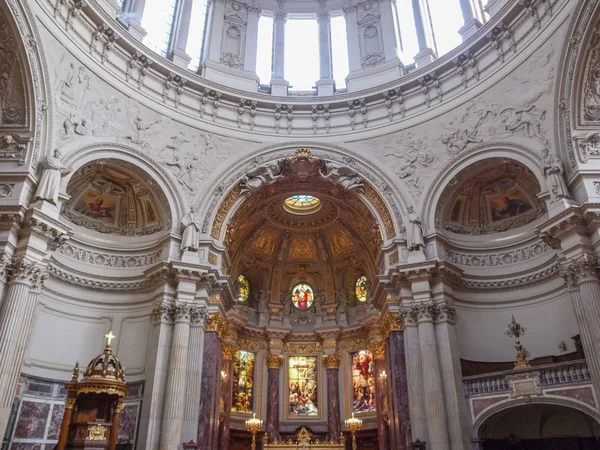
[198,142,409,243]
[421,142,546,233]
[60,142,185,232]
[471,395,600,440]
[4,0,54,169]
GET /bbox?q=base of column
[484,0,509,17]
[414,49,437,69]
[459,18,482,41]
[169,49,192,69]
[270,78,290,96]
[346,59,404,93]
[203,60,260,92]
[316,79,336,96]
[121,18,148,41]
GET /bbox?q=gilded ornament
[116,403,125,413]
[340,338,368,351]
[237,338,266,353]
[205,313,227,338]
[323,354,341,369]
[208,252,218,266]
[267,354,282,369]
[222,343,237,360]
[370,342,386,360]
[64,397,76,409]
[381,312,403,337]
[88,424,106,440]
[284,342,322,353]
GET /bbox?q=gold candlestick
[245,413,262,450]
[505,315,530,369]
[345,413,362,450]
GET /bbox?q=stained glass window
[232,350,255,413]
[237,274,249,302]
[355,276,368,302]
[292,283,314,310]
[351,350,376,413]
[288,356,318,416]
[283,195,322,215]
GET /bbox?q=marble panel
[266,368,280,440]
[197,332,222,449]
[118,403,140,442]
[389,332,411,448]
[326,368,341,441]
[219,359,234,450]
[13,401,50,439]
[471,396,508,418]
[47,402,64,439]
[11,444,45,450]
[546,387,596,408]
[374,359,390,450]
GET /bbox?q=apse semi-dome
[63,160,172,236]
[438,159,546,235]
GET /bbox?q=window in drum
[285,18,319,90]
[141,0,178,56]
[355,276,368,302]
[351,350,376,413]
[291,283,314,310]
[331,15,349,89]
[288,356,318,416]
[237,274,250,302]
[427,0,464,57]
[232,350,255,413]
[186,0,210,71]
[256,15,274,84]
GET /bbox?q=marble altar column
[197,314,224,449]
[265,354,282,441]
[435,303,469,450]
[411,0,436,67]
[168,0,194,67]
[371,343,390,450]
[218,343,236,450]
[160,303,192,450]
[182,306,208,442]
[402,315,427,443]
[0,261,44,435]
[417,304,449,450]
[324,355,342,441]
[388,331,411,449]
[138,299,174,450]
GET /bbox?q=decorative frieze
[283,342,322,353]
[58,243,162,267]
[445,241,550,267]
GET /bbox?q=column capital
[205,312,227,337]
[267,354,283,369]
[172,302,192,322]
[370,342,386,360]
[323,354,341,369]
[316,10,330,22]
[190,305,209,326]
[561,255,599,288]
[8,258,46,289]
[222,343,237,360]
[274,10,288,22]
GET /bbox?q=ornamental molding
[57,243,162,267]
[236,337,266,353]
[400,300,456,325]
[41,0,563,136]
[222,342,237,360]
[445,241,552,267]
[283,341,322,353]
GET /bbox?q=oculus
[351,350,376,413]
[355,276,368,302]
[288,356,318,417]
[237,274,250,302]
[292,283,314,310]
[232,350,255,413]
[283,195,322,215]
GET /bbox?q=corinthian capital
[9,259,45,287]
[151,301,174,323]
[561,255,599,288]
[437,300,457,323]
[172,303,191,321]
[190,305,209,326]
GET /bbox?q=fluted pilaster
[401,316,427,443]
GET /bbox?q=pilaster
[168,0,195,68]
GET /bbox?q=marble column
[265,354,282,441]
[565,260,600,394]
[417,304,450,450]
[160,304,192,450]
[402,318,427,443]
[388,331,411,449]
[270,11,289,95]
[120,0,148,40]
[411,0,436,67]
[324,355,342,441]
[182,306,208,442]
[316,10,335,96]
[371,343,390,450]
[458,0,481,40]
[435,304,469,450]
[243,6,261,73]
[197,315,224,449]
[138,300,174,450]
[168,0,194,67]
[0,261,44,436]
[218,344,236,450]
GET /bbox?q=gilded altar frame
[264,427,344,450]
[230,338,265,421]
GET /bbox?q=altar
[264,427,345,450]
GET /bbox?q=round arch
[197,142,409,244]
[471,396,600,440]
[421,142,547,234]
[60,142,185,233]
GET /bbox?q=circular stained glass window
[291,283,314,310]
[355,276,368,302]
[237,274,249,302]
[283,195,322,215]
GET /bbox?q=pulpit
[56,331,129,450]
[264,427,345,450]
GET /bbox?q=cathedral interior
[3,0,600,449]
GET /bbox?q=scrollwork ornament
[267,354,282,369]
[205,313,227,338]
[64,397,76,409]
[222,343,237,360]
[370,342,386,360]
[116,403,125,413]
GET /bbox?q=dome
[77,333,128,397]
[438,159,546,235]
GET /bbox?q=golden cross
[105,330,116,346]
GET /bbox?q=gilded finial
[71,361,80,381]
[105,330,116,346]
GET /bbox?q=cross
[105,330,116,346]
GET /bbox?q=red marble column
[265,355,282,442]
[324,355,342,442]
[109,400,124,450]
[218,344,235,450]
[197,317,224,450]
[388,330,411,449]
[372,343,391,450]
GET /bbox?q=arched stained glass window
[232,350,255,412]
[351,350,376,412]
[237,274,250,302]
[355,276,368,302]
[291,283,314,310]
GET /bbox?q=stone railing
[463,360,591,397]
